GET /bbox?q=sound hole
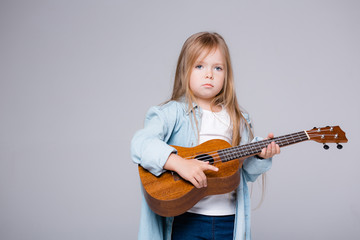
[172,154,215,181]
[195,154,214,165]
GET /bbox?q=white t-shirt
[187,107,236,216]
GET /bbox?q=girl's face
[189,48,225,110]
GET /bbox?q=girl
[131,32,280,240]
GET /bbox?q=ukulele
[138,126,348,217]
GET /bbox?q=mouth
[202,83,214,88]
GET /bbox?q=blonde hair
[170,32,266,207]
[170,31,252,146]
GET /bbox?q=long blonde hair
[170,31,252,146]
[170,32,266,207]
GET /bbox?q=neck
[218,131,309,162]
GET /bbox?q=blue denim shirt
[131,100,272,240]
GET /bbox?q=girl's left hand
[257,133,280,159]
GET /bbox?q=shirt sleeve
[130,105,177,177]
[240,113,272,182]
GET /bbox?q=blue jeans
[172,212,235,240]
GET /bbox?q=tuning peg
[323,144,330,150]
[337,144,343,150]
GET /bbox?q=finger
[194,172,207,188]
[276,144,281,154]
[199,171,208,187]
[203,162,219,172]
[265,144,271,157]
[266,142,273,157]
[259,147,266,158]
[271,142,277,156]
[267,133,274,139]
[191,178,201,188]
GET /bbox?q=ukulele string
[180,139,275,163]
[307,129,337,134]
[181,132,310,162]
[308,133,338,136]
[181,130,338,163]
[307,132,339,138]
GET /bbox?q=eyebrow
[194,61,224,66]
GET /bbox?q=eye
[215,66,223,71]
[195,65,203,69]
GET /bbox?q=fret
[243,145,250,157]
[218,148,230,162]
[229,149,236,161]
[284,135,290,145]
[277,136,286,147]
[290,133,297,144]
[249,144,258,155]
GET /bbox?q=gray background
[1,0,359,239]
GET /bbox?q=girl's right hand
[164,153,219,188]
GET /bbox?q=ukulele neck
[218,131,309,162]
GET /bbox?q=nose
[205,69,214,80]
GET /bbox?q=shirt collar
[178,96,200,115]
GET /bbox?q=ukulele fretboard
[218,131,309,162]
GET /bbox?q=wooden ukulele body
[138,139,243,217]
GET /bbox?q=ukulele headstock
[306,126,348,150]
